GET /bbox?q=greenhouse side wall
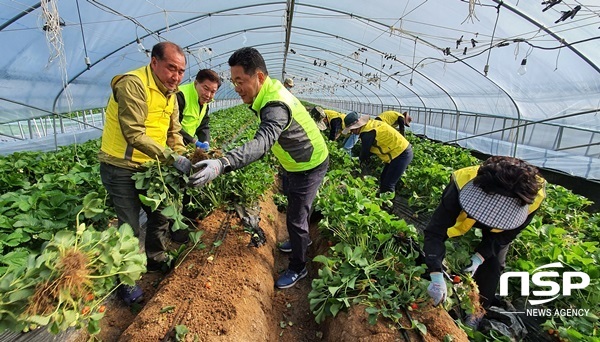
[0,99,242,156]
[305,98,600,181]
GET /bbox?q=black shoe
[118,283,144,305]
[171,229,190,244]
[147,258,172,273]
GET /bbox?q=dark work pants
[379,145,413,193]
[100,162,170,262]
[285,158,329,273]
[473,243,510,309]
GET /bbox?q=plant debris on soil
[97,189,322,341]
[94,187,466,342]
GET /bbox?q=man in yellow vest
[343,112,413,194]
[99,41,191,304]
[310,106,359,155]
[189,47,329,289]
[423,156,546,328]
[177,69,222,150]
[375,110,412,136]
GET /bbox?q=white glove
[463,253,485,276]
[427,272,447,306]
[188,159,223,187]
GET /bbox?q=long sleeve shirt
[224,103,289,171]
[358,130,376,164]
[423,180,538,273]
[328,117,343,141]
[397,117,406,137]
[99,71,185,170]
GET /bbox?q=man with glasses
[177,69,222,151]
[189,47,329,289]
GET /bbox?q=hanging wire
[40,0,72,109]
[483,3,501,76]
[462,0,481,24]
[410,37,417,86]
[525,45,534,59]
[75,0,91,69]
[554,38,565,71]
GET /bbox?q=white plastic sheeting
[0,0,598,178]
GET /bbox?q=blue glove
[463,253,484,276]
[173,155,192,174]
[188,159,223,187]
[427,272,447,306]
[195,141,210,151]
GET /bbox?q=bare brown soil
[94,188,466,342]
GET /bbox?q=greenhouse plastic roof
[0,0,599,177]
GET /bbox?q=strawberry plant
[311,142,429,327]
[0,139,111,261]
[133,158,190,232]
[312,129,599,340]
[0,193,145,336]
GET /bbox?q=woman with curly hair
[423,156,546,328]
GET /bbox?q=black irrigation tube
[401,307,426,342]
[397,314,412,342]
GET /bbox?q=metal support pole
[53,114,58,151]
[513,119,520,157]
[556,126,563,150]
[455,111,460,141]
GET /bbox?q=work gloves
[189,159,223,187]
[427,272,447,306]
[195,141,210,151]
[463,252,485,276]
[173,155,192,174]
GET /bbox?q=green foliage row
[0,104,275,336]
[310,140,429,334]
[0,140,112,271]
[400,134,479,213]
[313,130,599,341]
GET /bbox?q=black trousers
[474,243,510,308]
[379,145,413,193]
[284,158,329,272]
[100,162,171,262]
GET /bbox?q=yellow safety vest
[178,82,209,136]
[359,120,410,163]
[377,111,404,126]
[324,110,346,129]
[447,166,547,237]
[101,65,175,164]
[251,76,328,172]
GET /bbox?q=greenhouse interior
[0,1,599,341]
